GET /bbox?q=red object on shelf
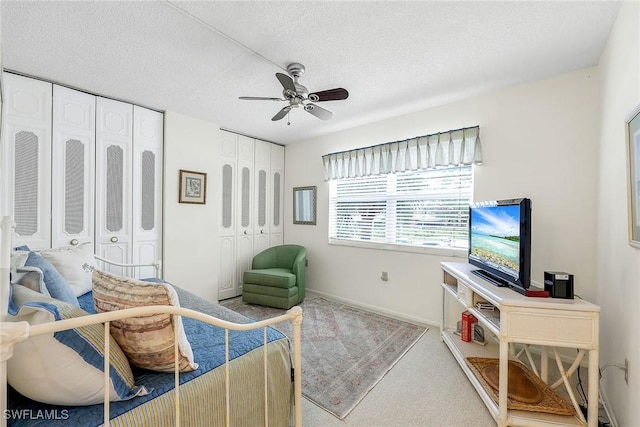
[461,311,478,342]
[524,289,550,298]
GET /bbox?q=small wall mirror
[293,186,317,225]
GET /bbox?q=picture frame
[293,186,317,225]
[179,169,207,204]
[626,105,640,247]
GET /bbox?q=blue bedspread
[7,286,285,426]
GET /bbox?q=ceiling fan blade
[239,96,285,101]
[272,105,293,121]
[276,73,297,94]
[308,88,349,102]
[304,103,333,120]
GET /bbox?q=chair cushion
[243,268,296,288]
[243,283,299,298]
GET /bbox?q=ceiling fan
[239,62,349,122]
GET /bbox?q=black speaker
[544,271,574,299]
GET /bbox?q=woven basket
[466,357,575,416]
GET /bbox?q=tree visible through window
[329,165,472,250]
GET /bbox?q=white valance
[322,126,482,180]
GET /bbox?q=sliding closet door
[235,135,254,294]
[253,139,271,256]
[51,85,96,248]
[218,130,237,300]
[3,73,52,249]
[95,97,133,274]
[270,143,284,246]
[132,106,163,278]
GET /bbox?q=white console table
[440,262,600,427]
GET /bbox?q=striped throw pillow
[92,270,198,373]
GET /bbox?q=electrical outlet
[381,271,388,282]
[625,358,629,384]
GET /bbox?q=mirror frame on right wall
[293,186,317,225]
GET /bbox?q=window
[329,165,472,252]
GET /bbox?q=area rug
[465,357,574,416]
[220,295,427,419]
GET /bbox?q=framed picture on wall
[179,169,207,204]
[626,105,640,247]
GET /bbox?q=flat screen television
[468,198,531,294]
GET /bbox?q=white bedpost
[287,306,303,427]
[1,216,14,427]
[1,5,10,419]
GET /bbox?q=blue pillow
[24,252,79,306]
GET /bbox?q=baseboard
[306,289,437,328]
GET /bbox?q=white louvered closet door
[95,97,133,275]
[3,74,52,249]
[132,106,163,278]
[270,144,284,246]
[218,131,237,300]
[253,139,271,256]
[235,135,254,295]
[51,85,96,248]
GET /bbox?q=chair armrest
[291,248,307,287]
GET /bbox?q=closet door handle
[110,236,119,243]
[244,230,248,235]
[260,229,265,234]
[70,239,79,246]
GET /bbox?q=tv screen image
[468,198,531,293]
[470,204,521,275]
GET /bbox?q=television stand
[440,261,600,426]
[470,268,509,287]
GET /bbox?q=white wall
[596,2,640,424]
[284,68,600,326]
[163,110,221,302]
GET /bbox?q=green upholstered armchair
[242,245,307,309]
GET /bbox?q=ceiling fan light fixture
[239,62,348,123]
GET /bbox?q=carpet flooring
[220,295,427,419]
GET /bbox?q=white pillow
[38,242,97,296]
[11,267,51,296]
[10,250,29,269]
[7,284,148,405]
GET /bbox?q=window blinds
[329,166,472,249]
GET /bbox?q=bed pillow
[24,251,79,306]
[11,266,51,296]
[92,269,198,373]
[10,250,29,269]
[38,242,97,297]
[6,284,148,406]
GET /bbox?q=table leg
[498,341,509,426]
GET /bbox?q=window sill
[328,238,468,257]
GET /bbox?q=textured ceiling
[1,1,621,145]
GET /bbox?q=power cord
[575,350,615,427]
